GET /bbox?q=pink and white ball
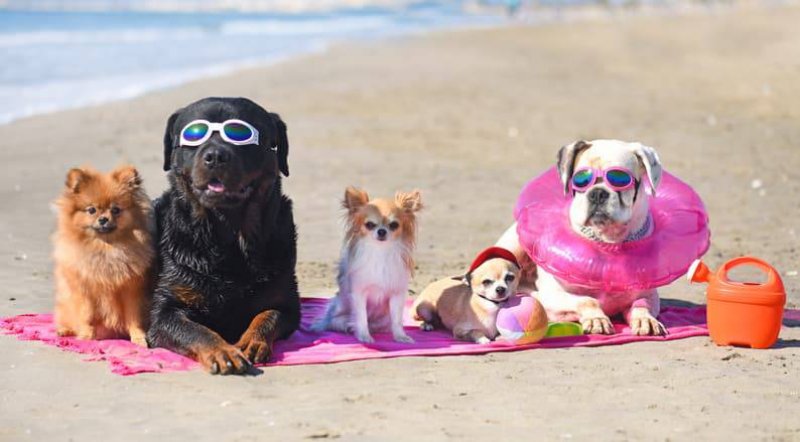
[496,295,549,344]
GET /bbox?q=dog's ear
[112,165,142,189]
[162,109,182,171]
[269,112,289,177]
[343,186,369,213]
[65,168,90,193]
[556,140,592,195]
[631,143,662,196]
[451,273,472,286]
[395,190,423,213]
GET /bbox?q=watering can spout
[687,259,711,284]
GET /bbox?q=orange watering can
[688,257,785,349]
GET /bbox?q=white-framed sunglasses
[179,119,260,147]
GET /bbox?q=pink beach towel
[2,298,798,376]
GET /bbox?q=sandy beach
[1,4,799,440]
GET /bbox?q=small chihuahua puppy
[413,247,520,343]
[312,186,422,343]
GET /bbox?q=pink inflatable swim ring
[514,167,710,292]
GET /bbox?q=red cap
[467,247,520,274]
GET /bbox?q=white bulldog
[497,139,667,336]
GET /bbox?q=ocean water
[0,2,498,124]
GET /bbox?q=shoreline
[0,5,500,126]
[0,42,331,125]
[0,4,508,126]
[0,0,780,127]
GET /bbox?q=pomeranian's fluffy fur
[52,165,154,346]
[312,187,422,343]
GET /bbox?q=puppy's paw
[308,321,326,333]
[393,332,415,344]
[196,343,251,375]
[129,328,148,347]
[475,336,492,345]
[235,335,273,365]
[76,327,97,341]
[580,316,615,335]
[56,327,74,337]
[629,315,667,336]
[420,322,435,332]
[354,330,375,344]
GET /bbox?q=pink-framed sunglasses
[570,167,636,192]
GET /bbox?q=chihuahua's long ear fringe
[343,186,369,213]
[395,190,423,213]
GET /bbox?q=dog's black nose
[588,187,610,204]
[495,286,507,295]
[98,217,109,226]
[377,228,387,239]
[203,147,229,168]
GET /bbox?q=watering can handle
[719,256,779,286]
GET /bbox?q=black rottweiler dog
[147,97,300,375]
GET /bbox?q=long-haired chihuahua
[312,186,422,343]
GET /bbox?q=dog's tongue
[207,180,225,193]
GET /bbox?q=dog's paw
[130,333,148,348]
[629,316,667,336]
[56,327,74,337]
[475,336,492,345]
[420,322,435,332]
[196,343,251,375]
[580,316,615,335]
[393,332,415,344]
[354,330,375,344]
[76,327,97,341]
[235,335,273,365]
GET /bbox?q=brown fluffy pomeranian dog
[52,165,154,346]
